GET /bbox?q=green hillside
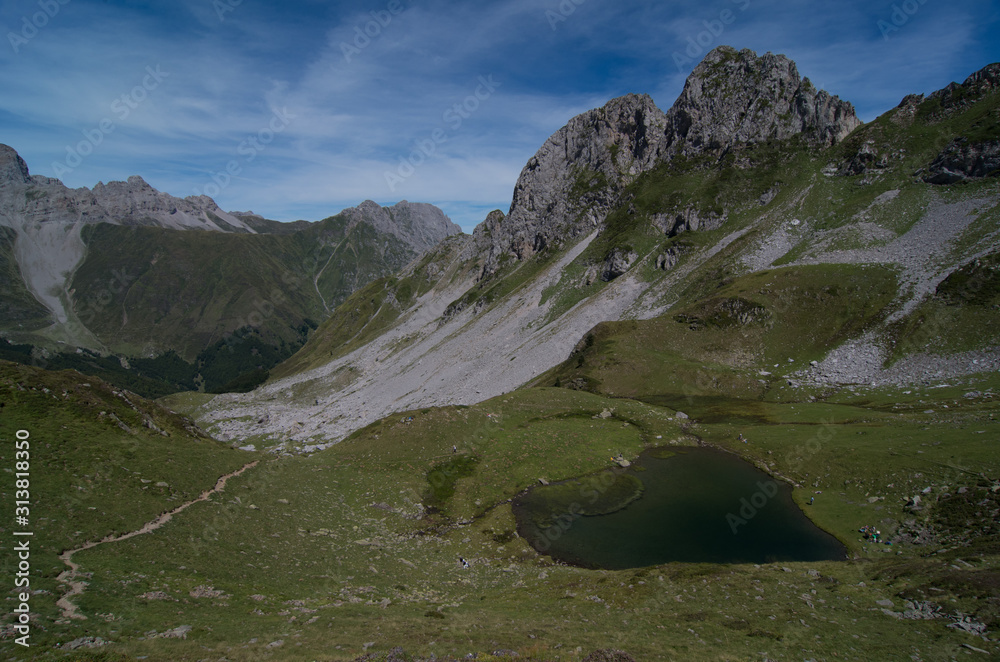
[71,214,414,361]
[271,234,475,379]
[0,360,251,652]
[7,377,999,660]
[0,210,430,397]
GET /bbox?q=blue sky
[2,0,998,233]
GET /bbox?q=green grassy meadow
[2,360,998,660]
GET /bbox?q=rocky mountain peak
[476,92,669,276]
[0,144,31,185]
[666,46,861,154]
[0,143,255,233]
[340,200,461,254]
[963,62,1000,91]
[91,174,155,197]
[929,62,1000,111]
[474,47,861,278]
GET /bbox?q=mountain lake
[513,446,847,569]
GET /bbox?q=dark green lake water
[513,447,846,569]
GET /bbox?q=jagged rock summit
[476,46,861,276]
[343,200,461,254]
[473,93,668,274]
[666,46,861,154]
[0,146,256,232]
[0,144,31,185]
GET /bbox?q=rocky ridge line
[475,45,861,277]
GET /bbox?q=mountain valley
[2,45,1000,661]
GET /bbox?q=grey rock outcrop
[600,247,639,282]
[840,140,889,176]
[473,93,669,276]
[0,144,30,185]
[924,139,1000,184]
[655,246,682,271]
[474,46,861,278]
[665,46,860,155]
[652,207,726,237]
[342,200,461,254]
[0,145,255,233]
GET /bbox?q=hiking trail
[56,461,259,620]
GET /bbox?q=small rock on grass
[582,650,637,662]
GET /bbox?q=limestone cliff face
[665,46,860,154]
[0,146,256,233]
[474,46,861,277]
[473,93,669,275]
[0,144,30,185]
[343,200,461,254]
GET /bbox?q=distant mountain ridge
[0,148,256,232]
[0,146,460,394]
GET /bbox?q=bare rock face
[0,145,255,233]
[474,93,669,276]
[475,46,861,278]
[665,46,861,154]
[600,247,639,282]
[652,207,726,237]
[342,200,461,254]
[930,62,1000,112]
[840,140,890,176]
[88,175,256,231]
[924,140,1000,184]
[0,144,30,186]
